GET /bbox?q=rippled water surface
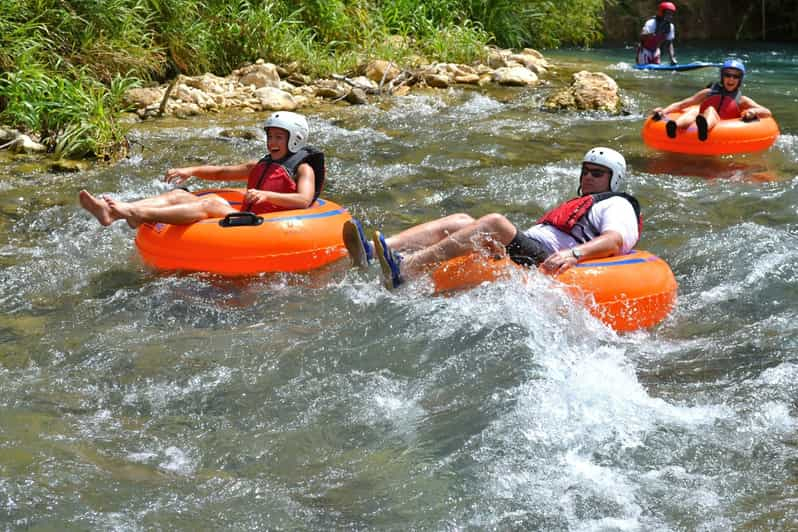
[2,44,797,530]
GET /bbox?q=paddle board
[634,61,721,71]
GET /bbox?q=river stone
[424,73,450,88]
[493,66,539,86]
[486,47,510,69]
[278,81,297,93]
[175,83,215,108]
[253,87,297,111]
[171,102,202,117]
[124,87,163,109]
[238,63,281,89]
[286,72,311,86]
[0,127,20,143]
[351,76,378,92]
[345,88,368,105]
[454,73,481,84]
[509,51,549,75]
[313,80,347,99]
[8,135,47,154]
[365,60,401,83]
[183,73,228,94]
[544,71,621,113]
[49,159,90,172]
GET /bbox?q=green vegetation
[0,0,607,160]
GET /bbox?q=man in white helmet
[79,111,325,228]
[344,147,641,290]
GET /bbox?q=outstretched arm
[653,88,710,116]
[164,161,258,186]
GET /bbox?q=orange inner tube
[135,189,351,275]
[641,107,779,155]
[430,250,678,332]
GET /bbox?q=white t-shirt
[522,196,639,255]
[642,18,675,41]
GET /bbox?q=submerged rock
[49,159,90,173]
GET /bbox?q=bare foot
[105,196,143,229]
[79,190,116,226]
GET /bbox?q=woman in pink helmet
[637,2,677,65]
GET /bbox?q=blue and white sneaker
[373,231,403,290]
[342,218,374,270]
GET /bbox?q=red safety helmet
[658,2,676,16]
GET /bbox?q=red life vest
[699,82,742,119]
[537,192,642,243]
[244,146,325,214]
[640,17,672,51]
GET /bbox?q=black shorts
[505,228,550,267]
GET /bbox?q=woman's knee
[200,197,233,217]
[164,189,196,203]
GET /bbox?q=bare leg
[674,107,700,130]
[385,213,475,252]
[702,107,720,132]
[107,194,232,228]
[119,188,201,209]
[402,213,517,276]
[79,189,204,227]
[79,190,118,226]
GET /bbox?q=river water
[1,44,797,530]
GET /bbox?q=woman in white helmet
[344,147,641,290]
[79,111,325,228]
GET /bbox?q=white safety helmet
[264,112,309,153]
[582,147,626,192]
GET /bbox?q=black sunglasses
[581,166,609,178]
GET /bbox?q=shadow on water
[637,151,781,182]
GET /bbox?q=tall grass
[0,58,139,159]
[0,0,609,159]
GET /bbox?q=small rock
[49,159,89,172]
[345,88,368,105]
[493,66,539,86]
[8,135,47,154]
[365,60,401,83]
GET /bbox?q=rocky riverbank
[1,46,623,167]
[123,47,552,118]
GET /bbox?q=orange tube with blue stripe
[135,189,351,275]
[431,250,678,332]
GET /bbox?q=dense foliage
[0,0,608,159]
